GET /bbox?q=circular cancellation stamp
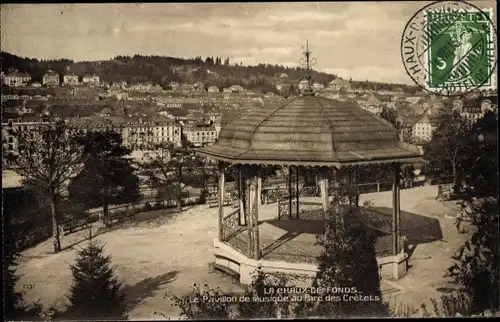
[401,1,497,96]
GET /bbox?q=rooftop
[197,95,422,167]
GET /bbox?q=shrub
[142,202,152,212]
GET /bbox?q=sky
[1,2,496,84]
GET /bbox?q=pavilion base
[213,239,408,286]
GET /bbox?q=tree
[380,106,398,128]
[68,131,140,225]
[65,229,127,320]
[4,202,44,320]
[444,111,499,314]
[295,205,388,318]
[4,122,86,253]
[424,111,472,192]
[141,140,205,212]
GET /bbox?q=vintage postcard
[1,1,498,320]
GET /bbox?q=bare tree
[4,121,86,253]
[141,140,205,212]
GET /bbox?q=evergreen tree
[4,205,44,320]
[65,230,127,320]
[68,130,140,226]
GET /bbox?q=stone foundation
[213,239,408,285]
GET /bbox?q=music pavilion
[195,46,423,285]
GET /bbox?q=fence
[16,194,203,251]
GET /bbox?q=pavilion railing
[357,207,393,234]
[222,208,242,241]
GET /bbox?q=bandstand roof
[196,95,423,167]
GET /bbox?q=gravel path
[16,185,467,318]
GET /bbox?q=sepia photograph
[1,1,498,320]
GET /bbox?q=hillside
[1,51,418,93]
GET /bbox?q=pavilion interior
[218,172,443,265]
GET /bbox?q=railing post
[296,166,300,219]
[218,161,225,242]
[377,182,380,192]
[238,166,246,226]
[392,163,401,257]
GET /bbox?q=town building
[328,78,351,91]
[207,86,219,93]
[298,79,309,91]
[451,97,498,123]
[169,82,180,90]
[313,82,325,91]
[412,114,439,141]
[111,81,128,89]
[63,73,79,86]
[82,74,100,85]
[2,117,52,159]
[42,70,60,86]
[4,69,32,87]
[69,116,182,151]
[182,122,218,147]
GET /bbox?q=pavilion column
[296,166,300,219]
[238,166,246,226]
[319,168,329,213]
[392,163,401,256]
[348,166,353,208]
[254,171,262,260]
[354,166,360,207]
[247,177,253,258]
[288,165,293,220]
[217,161,226,242]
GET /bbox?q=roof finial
[299,39,317,96]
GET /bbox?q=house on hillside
[193,82,205,92]
[169,81,180,90]
[112,81,128,89]
[452,97,498,123]
[363,94,384,115]
[95,107,113,117]
[207,86,219,93]
[298,79,309,91]
[83,74,100,85]
[229,85,245,93]
[406,95,423,104]
[412,114,439,141]
[313,82,324,91]
[43,70,60,87]
[4,69,31,87]
[328,78,351,91]
[63,73,79,86]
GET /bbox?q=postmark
[401,1,497,96]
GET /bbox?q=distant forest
[1,51,419,94]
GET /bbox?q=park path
[360,186,468,315]
[16,185,467,318]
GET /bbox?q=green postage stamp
[402,1,497,96]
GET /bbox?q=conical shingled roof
[196,95,422,167]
